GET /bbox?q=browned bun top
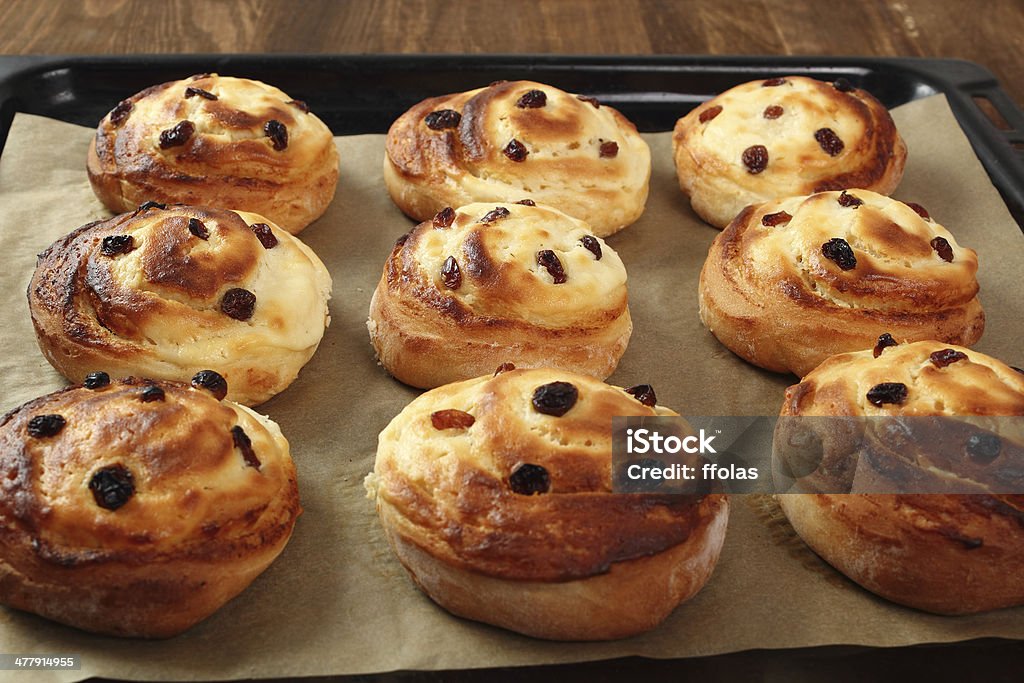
[0,376,299,563]
[369,367,718,582]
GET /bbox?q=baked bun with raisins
[367,202,631,388]
[28,204,332,406]
[699,190,983,377]
[0,376,300,637]
[673,76,907,228]
[776,340,1024,614]
[87,73,338,234]
[384,80,650,237]
[366,367,728,640]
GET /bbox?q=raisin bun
[384,80,650,237]
[28,204,332,406]
[0,376,300,637]
[777,340,1024,614]
[368,202,631,388]
[87,73,338,234]
[673,76,907,228]
[366,367,728,640]
[699,190,983,377]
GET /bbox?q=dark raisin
[834,77,854,92]
[109,99,133,125]
[532,381,578,416]
[761,210,792,227]
[480,207,510,223]
[742,145,769,174]
[625,384,657,407]
[537,250,567,284]
[966,433,1002,463]
[184,86,217,100]
[516,199,536,206]
[516,89,547,108]
[433,206,456,228]
[158,120,195,149]
[838,191,863,208]
[504,138,528,162]
[494,362,516,375]
[821,238,857,270]
[133,200,166,215]
[232,425,261,469]
[190,73,213,81]
[430,409,475,430]
[286,99,310,113]
[930,348,968,368]
[930,236,954,262]
[188,218,210,240]
[509,463,550,495]
[424,109,461,130]
[83,371,111,390]
[814,128,845,156]
[576,95,600,108]
[906,202,931,220]
[101,235,135,257]
[699,105,723,123]
[191,369,228,400]
[580,235,602,260]
[88,465,134,510]
[264,120,288,151]
[763,105,784,119]
[441,256,462,289]
[250,223,278,249]
[394,233,410,248]
[599,141,619,158]
[27,414,65,438]
[140,385,165,402]
[873,333,898,358]
[762,77,787,87]
[866,382,908,407]
[221,288,256,320]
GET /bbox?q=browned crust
[0,379,300,637]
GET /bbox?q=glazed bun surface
[87,73,339,234]
[0,377,300,637]
[778,341,1024,614]
[368,202,631,388]
[29,204,332,406]
[384,80,650,236]
[673,76,906,228]
[368,367,728,640]
[699,190,983,377]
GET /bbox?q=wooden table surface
[2,0,1023,109]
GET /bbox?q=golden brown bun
[367,368,729,640]
[28,205,332,406]
[0,377,300,638]
[367,202,631,388]
[699,191,984,377]
[87,74,339,234]
[673,76,907,228]
[777,341,1024,614]
[384,80,650,237]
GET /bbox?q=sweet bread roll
[777,340,1024,614]
[673,76,906,228]
[29,204,332,406]
[699,190,984,377]
[87,73,339,234]
[0,376,300,637]
[366,367,729,640]
[367,202,631,388]
[384,80,650,237]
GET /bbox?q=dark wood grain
[0,0,1022,109]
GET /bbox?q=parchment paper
[1,95,1022,683]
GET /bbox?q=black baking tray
[1,54,1024,231]
[3,54,1024,683]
